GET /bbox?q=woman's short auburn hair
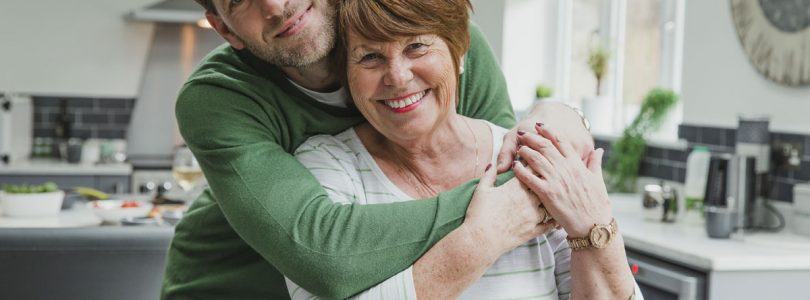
[336,0,473,81]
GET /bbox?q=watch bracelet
[566,218,618,250]
[562,103,591,132]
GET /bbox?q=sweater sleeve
[286,136,417,300]
[457,22,516,129]
[176,84,481,299]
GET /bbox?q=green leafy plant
[2,182,59,194]
[605,88,679,192]
[588,46,610,96]
[535,84,553,99]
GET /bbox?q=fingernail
[485,163,492,172]
[536,122,544,127]
[517,130,526,136]
[511,160,517,169]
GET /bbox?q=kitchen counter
[612,193,810,272]
[0,160,132,176]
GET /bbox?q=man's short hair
[194,0,216,13]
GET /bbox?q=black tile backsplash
[32,96,134,140]
[598,124,810,203]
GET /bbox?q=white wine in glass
[172,146,204,192]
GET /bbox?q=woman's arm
[291,136,553,299]
[512,124,638,299]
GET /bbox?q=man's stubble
[237,2,337,68]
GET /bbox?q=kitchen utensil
[87,200,153,223]
[0,191,65,218]
[642,182,679,222]
[705,206,736,239]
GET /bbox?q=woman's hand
[497,102,594,173]
[465,164,556,257]
[512,123,612,237]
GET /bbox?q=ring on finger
[539,206,553,224]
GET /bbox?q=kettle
[642,182,679,223]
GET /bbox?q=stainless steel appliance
[0,94,33,165]
[627,249,706,300]
[704,154,758,236]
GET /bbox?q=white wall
[0,1,157,98]
[470,0,506,64]
[680,0,810,133]
[470,0,560,112]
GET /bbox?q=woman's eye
[407,43,428,51]
[229,0,243,8]
[359,53,383,63]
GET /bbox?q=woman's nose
[260,0,287,19]
[383,59,414,87]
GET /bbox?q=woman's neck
[356,115,491,198]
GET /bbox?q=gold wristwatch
[567,218,618,250]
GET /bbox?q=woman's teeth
[383,90,426,109]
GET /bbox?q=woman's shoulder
[293,129,363,164]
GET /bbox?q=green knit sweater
[162,24,515,300]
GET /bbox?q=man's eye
[229,0,243,8]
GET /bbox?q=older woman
[288,0,641,299]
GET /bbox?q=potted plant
[535,84,553,101]
[0,182,65,217]
[605,88,679,192]
[581,45,613,133]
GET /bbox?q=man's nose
[383,59,414,87]
[259,0,287,19]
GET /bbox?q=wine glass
[172,145,204,192]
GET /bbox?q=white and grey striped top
[287,121,572,300]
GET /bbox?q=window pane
[623,0,662,108]
[569,0,603,106]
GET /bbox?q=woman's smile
[378,89,430,113]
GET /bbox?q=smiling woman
[284,0,581,299]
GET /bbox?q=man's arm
[176,84,495,298]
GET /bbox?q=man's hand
[496,102,594,172]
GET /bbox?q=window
[555,0,685,137]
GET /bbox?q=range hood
[126,0,206,23]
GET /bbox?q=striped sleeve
[289,135,418,299]
[294,134,364,205]
[546,229,572,300]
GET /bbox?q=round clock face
[730,0,810,86]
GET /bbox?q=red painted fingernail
[517,130,526,136]
[536,122,544,127]
[485,163,492,172]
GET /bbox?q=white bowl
[87,200,153,223]
[0,191,65,218]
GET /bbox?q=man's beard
[239,5,336,68]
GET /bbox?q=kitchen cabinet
[613,194,810,299]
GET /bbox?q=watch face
[589,225,613,249]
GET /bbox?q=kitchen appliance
[642,182,679,223]
[627,249,706,300]
[793,184,810,238]
[0,93,33,165]
[704,154,757,237]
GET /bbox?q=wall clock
[730,0,810,86]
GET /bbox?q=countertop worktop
[612,193,810,272]
[0,160,132,176]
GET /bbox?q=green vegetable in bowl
[2,182,60,194]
